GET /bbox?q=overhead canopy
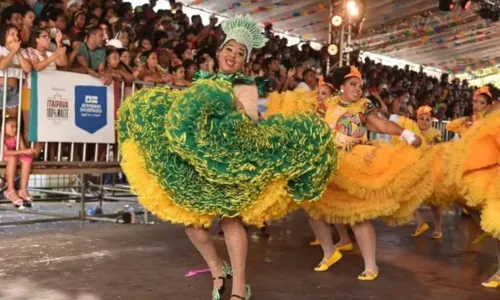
[182,0,500,74]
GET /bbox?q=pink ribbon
[185,269,211,277]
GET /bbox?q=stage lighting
[460,0,472,10]
[331,14,343,27]
[346,0,359,16]
[438,0,455,11]
[328,44,338,56]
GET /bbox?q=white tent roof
[179,0,500,74]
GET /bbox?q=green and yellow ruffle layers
[117,78,337,228]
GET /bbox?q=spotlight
[460,0,472,10]
[328,44,338,56]
[438,0,455,11]
[346,0,359,16]
[331,14,343,27]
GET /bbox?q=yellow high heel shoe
[310,239,320,246]
[481,274,500,289]
[472,232,491,245]
[335,242,354,252]
[411,223,430,237]
[314,249,342,272]
[358,269,379,281]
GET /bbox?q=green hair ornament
[221,14,268,62]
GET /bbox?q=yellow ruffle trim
[333,141,432,201]
[302,141,432,225]
[239,180,298,227]
[121,139,214,228]
[121,139,297,228]
[302,183,401,225]
[302,172,432,226]
[425,142,460,208]
[265,89,317,117]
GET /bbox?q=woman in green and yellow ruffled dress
[117,15,337,300]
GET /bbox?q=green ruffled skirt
[117,79,337,227]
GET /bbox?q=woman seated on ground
[135,50,171,85]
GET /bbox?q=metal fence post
[80,173,87,228]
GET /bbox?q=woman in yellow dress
[443,90,500,288]
[446,85,494,136]
[408,106,459,239]
[309,77,355,251]
[446,85,496,244]
[302,66,430,281]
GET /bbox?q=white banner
[28,70,116,143]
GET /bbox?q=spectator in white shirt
[295,68,317,91]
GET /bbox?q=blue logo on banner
[75,86,107,134]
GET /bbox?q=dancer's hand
[464,117,473,128]
[411,135,423,148]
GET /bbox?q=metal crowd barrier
[0,67,180,227]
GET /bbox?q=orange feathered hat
[473,85,492,100]
[318,76,334,90]
[416,105,433,118]
[344,66,362,81]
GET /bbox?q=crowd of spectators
[0,0,480,127]
[357,58,476,122]
[0,0,485,207]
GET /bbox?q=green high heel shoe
[212,261,233,300]
[231,284,251,300]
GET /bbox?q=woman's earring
[340,88,344,94]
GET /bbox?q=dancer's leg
[469,209,491,244]
[431,206,442,236]
[334,223,352,247]
[497,240,500,275]
[482,239,500,288]
[413,210,425,228]
[220,217,248,297]
[185,226,224,292]
[308,216,335,260]
[469,209,481,226]
[352,221,378,273]
[412,209,429,236]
